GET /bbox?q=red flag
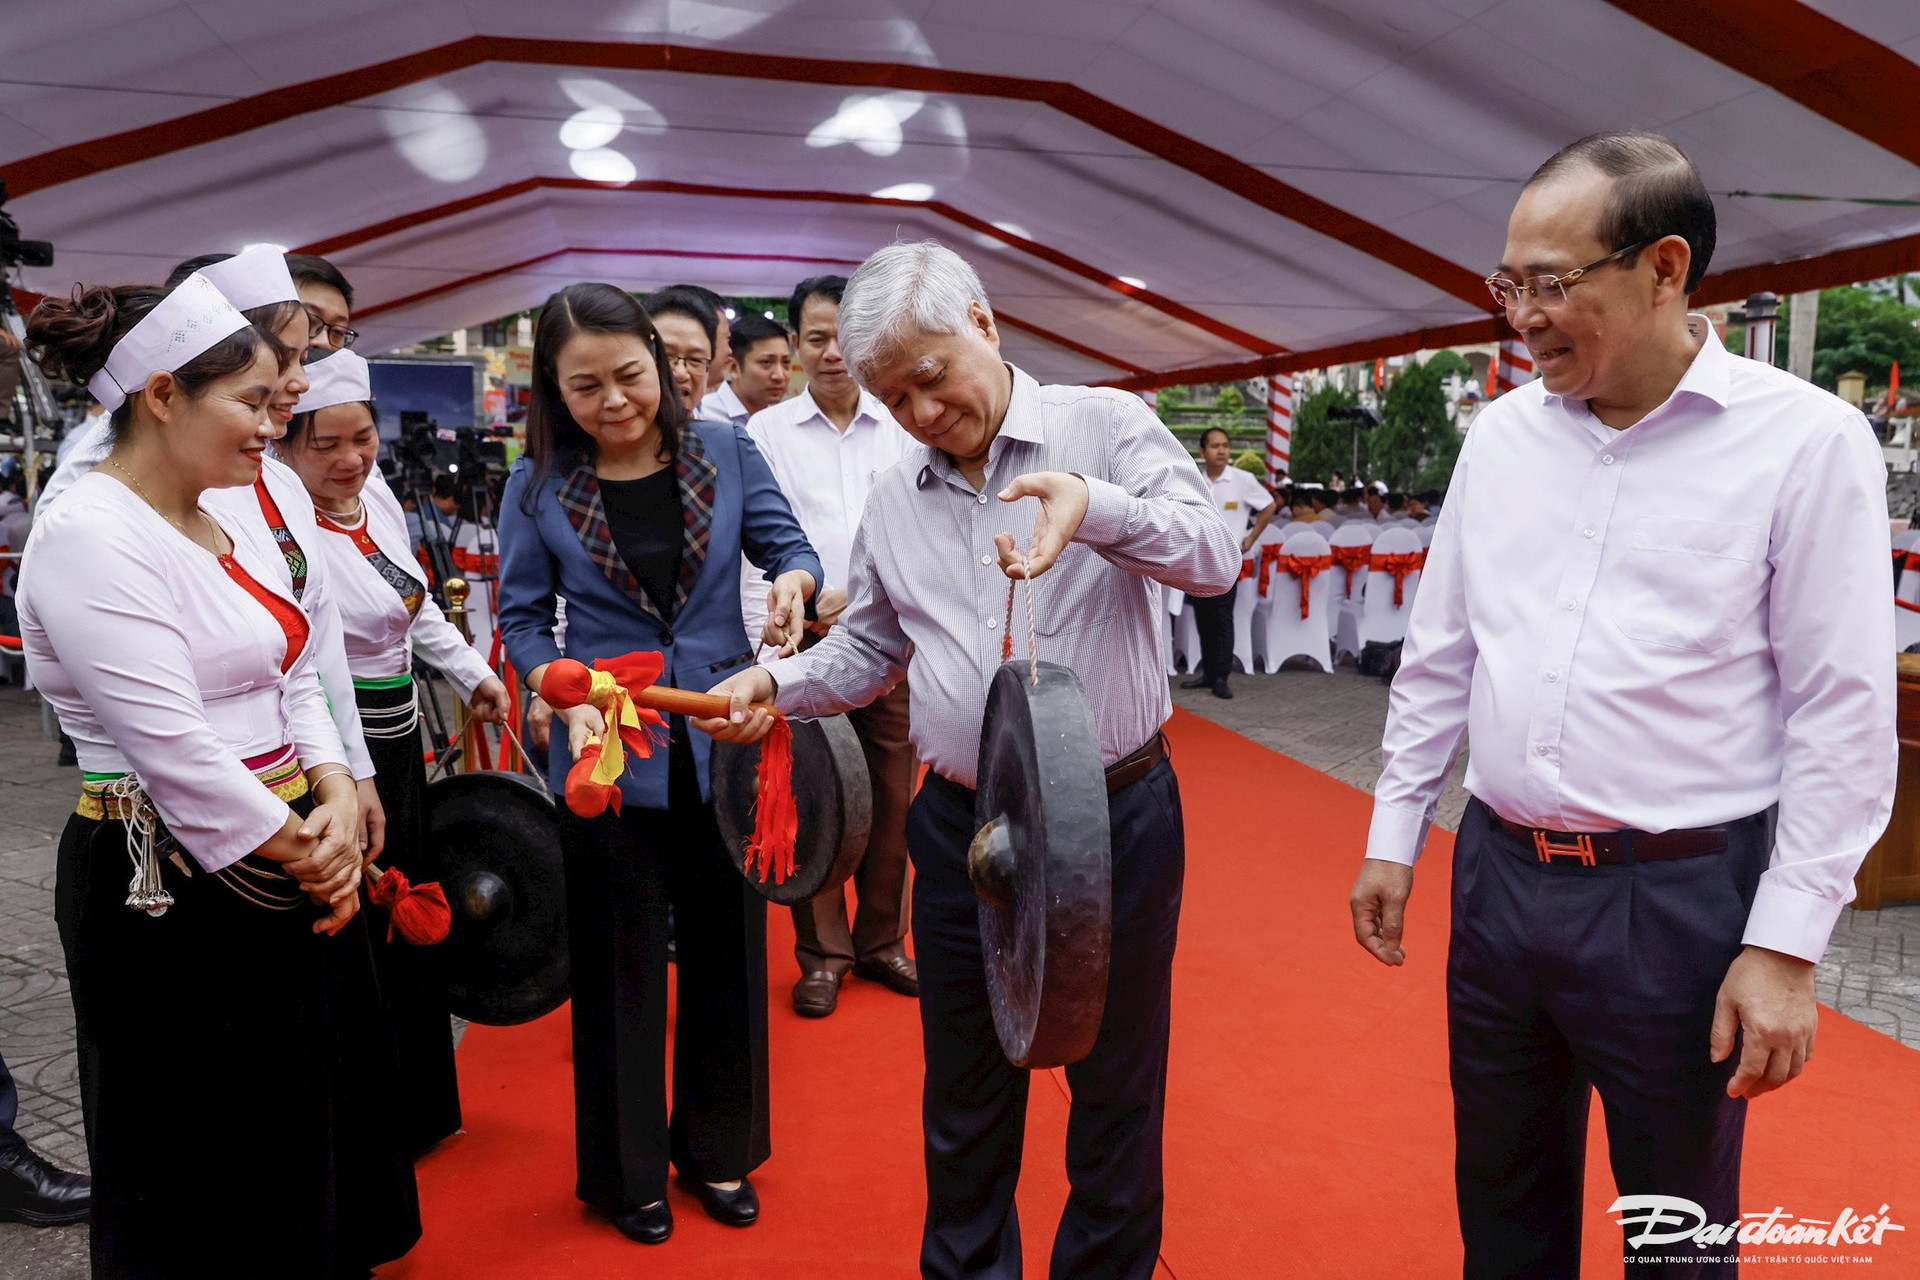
[1892,360,1901,406]
[1373,358,1385,391]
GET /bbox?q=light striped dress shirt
[764,365,1239,787]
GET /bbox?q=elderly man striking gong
[699,240,1237,1280]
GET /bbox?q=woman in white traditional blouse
[37,244,393,863]
[278,348,511,1157]
[18,277,421,1277]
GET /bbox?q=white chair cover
[1354,525,1424,651]
[1417,524,1436,548]
[1327,522,1376,662]
[1245,520,1289,672]
[1276,521,1314,543]
[1895,530,1920,605]
[1260,530,1333,674]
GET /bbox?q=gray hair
[837,240,993,384]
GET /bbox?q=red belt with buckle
[1489,810,1740,866]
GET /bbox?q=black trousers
[56,803,420,1278]
[792,679,915,974]
[0,1045,17,1148]
[911,759,1185,1280]
[358,680,461,1158]
[1449,797,1768,1280]
[562,725,770,1210]
[1189,583,1237,683]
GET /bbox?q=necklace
[319,496,364,522]
[106,458,218,547]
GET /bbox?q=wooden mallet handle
[636,686,778,719]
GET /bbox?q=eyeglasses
[304,308,359,348]
[666,352,711,374]
[1484,241,1649,312]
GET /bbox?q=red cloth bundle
[368,865,451,945]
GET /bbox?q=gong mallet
[537,655,800,881]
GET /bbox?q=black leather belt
[1488,807,1752,866]
[933,732,1167,796]
[1104,733,1167,794]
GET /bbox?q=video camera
[0,182,54,270]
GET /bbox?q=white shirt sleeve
[1744,413,1898,962]
[25,508,294,872]
[411,596,497,700]
[294,553,376,779]
[1365,428,1479,866]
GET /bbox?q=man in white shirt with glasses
[1349,132,1895,1278]
[741,274,920,1018]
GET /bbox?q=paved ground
[1,669,1916,1275]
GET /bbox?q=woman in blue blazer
[497,284,821,1246]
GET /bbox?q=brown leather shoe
[853,952,919,997]
[792,970,840,1017]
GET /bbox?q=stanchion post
[444,577,478,774]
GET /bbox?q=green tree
[1425,349,1471,383]
[1212,383,1247,420]
[1774,285,1920,392]
[1369,358,1460,490]
[1287,382,1359,482]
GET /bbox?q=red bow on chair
[1256,543,1284,597]
[1239,556,1256,581]
[1330,544,1371,596]
[1369,550,1427,607]
[1274,553,1334,618]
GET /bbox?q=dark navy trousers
[910,759,1185,1280]
[1449,797,1770,1279]
[0,1046,17,1147]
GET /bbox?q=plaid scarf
[555,428,717,623]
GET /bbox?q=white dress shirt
[699,380,751,427]
[1204,465,1274,539]
[739,385,915,641]
[315,476,495,697]
[765,365,1239,784]
[1368,318,1896,964]
[19,473,346,871]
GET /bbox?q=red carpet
[382,709,1920,1278]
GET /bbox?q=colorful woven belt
[77,744,308,820]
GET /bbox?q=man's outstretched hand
[1350,858,1415,966]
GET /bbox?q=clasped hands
[1347,858,1820,1098]
[264,771,365,936]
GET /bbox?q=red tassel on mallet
[367,865,451,945]
[745,715,799,883]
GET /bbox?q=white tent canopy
[4,0,1918,386]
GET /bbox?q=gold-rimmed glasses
[1485,241,1650,312]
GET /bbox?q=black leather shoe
[679,1173,759,1227]
[792,970,840,1017]
[613,1199,672,1244]
[854,952,919,997]
[0,1141,90,1226]
[1211,680,1234,700]
[1179,674,1210,690]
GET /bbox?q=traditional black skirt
[55,781,421,1279]
[356,675,462,1157]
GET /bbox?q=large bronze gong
[426,769,570,1026]
[711,714,872,906]
[969,661,1112,1069]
